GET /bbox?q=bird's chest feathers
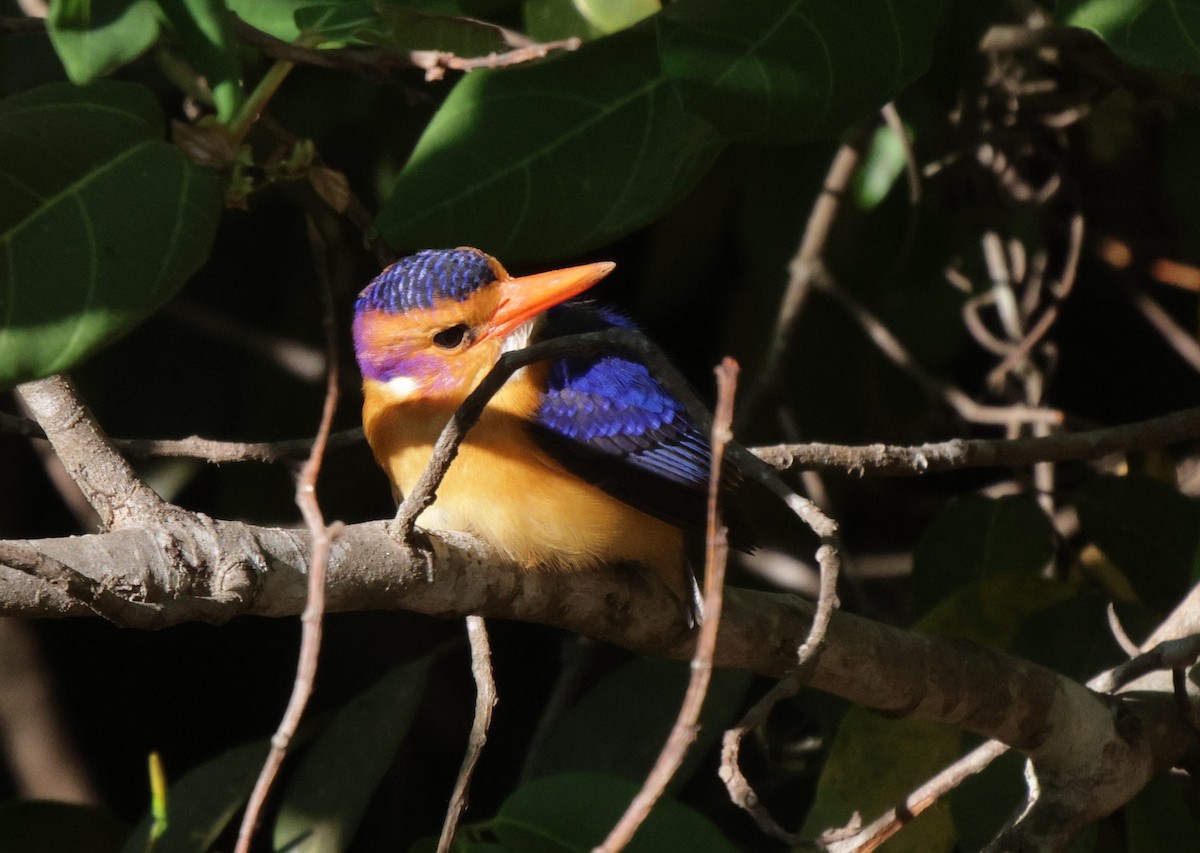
[363,364,554,500]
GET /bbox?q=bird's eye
[432,324,470,349]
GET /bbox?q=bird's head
[353,247,614,405]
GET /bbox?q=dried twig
[753,404,1200,476]
[1124,282,1200,375]
[232,14,580,83]
[820,740,1010,852]
[738,136,866,430]
[234,219,343,853]
[437,615,497,853]
[595,358,739,853]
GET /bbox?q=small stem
[226,58,295,147]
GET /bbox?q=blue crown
[356,248,497,314]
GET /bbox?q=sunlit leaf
[0,81,222,389]
[46,0,160,82]
[1062,0,1200,74]
[377,25,723,262]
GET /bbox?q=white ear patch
[382,375,421,400]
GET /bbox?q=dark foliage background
[4,0,1200,850]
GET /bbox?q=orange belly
[362,375,690,600]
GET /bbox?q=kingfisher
[352,247,725,616]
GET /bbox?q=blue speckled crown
[356,248,497,314]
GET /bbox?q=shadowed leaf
[0,81,222,390]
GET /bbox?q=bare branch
[597,358,739,852]
[236,219,343,853]
[231,14,580,83]
[754,405,1200,476]
[438,615,497,853]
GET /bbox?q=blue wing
[528,304,721,534]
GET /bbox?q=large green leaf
[657,0,948,141]
[376,25,724,262]
[1074,474,1200,613]
[272,655,435,852]
[46,0,161,83]
[487,773,737,852]
[804,572,1072,852]
[913,495,1056,613]
[521,657,751,789]
[0,81,222,389]
[524,0,659,41]
[0,801,127,853]
[121,740,271,853]
[1062,0,1200,74]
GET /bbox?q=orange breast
[362,369,689,599]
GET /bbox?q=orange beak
[485,261,616,341]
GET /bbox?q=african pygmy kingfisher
[352,247,723,614]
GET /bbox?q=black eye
[432,324,470,349]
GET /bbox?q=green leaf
[525,0,659,41]
[657,0,948,141]
[1062,0,1200,74]
[0,801,127,853]
[121,740,271,853]
[226,0,311,43]
[1074,474,1200,613]
[488,773,738,852]
[805,571,1072,852]
[913,495,1056,613]
[376,25,724,262]
[272,655,435,852]
[802,711,960,853]
[156,0,244,122]
[46,0,161,83]
[0,81,223,389]
[950,748,1026,852]
[522,658,751,789]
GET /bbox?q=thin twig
[820,740,1011,852]
[738,136,866,430]
[438,615,498,853]
[595,358,739,853]
[717,537,839,842]
[234,219,342,853]
[1124,282,1200,375]
[232,14,579,83]
[113,429,365,464]
[9,402,1200,481]
[1107,603,1141,659]
[753,404,1200,475]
